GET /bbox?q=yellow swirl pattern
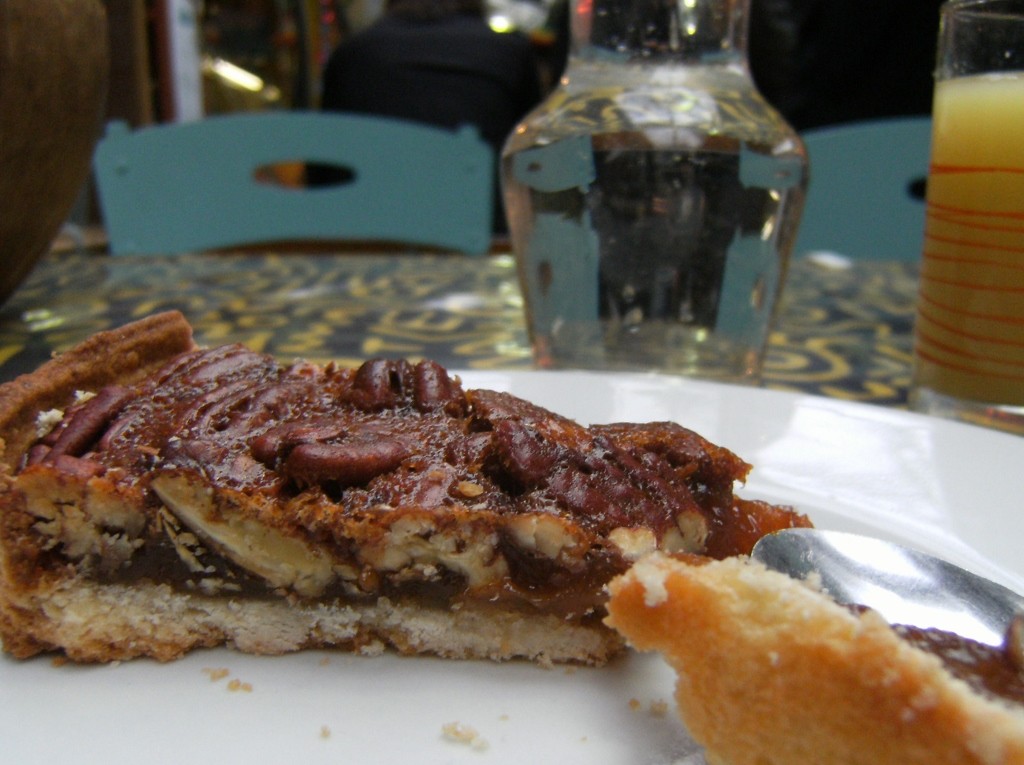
[0,252,915,407]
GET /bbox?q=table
[0,251,918,407]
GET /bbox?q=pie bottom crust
[2,574,621,665]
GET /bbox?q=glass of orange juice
[910,0,1024,434]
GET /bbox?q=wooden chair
[92,112,494,256]
[794,116,932,262]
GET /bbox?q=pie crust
[605,553,1024,765]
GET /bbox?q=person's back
[319,0,543,232]
[749,0,943,131]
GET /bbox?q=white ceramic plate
[3,371,1022,765]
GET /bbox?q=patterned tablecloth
[0,251,918,407]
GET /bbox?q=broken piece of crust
[0,311,198,470]
[604,553,1024,765]
[0,312,809,665]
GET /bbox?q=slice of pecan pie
[0,311,809,665]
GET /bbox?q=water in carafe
[501,2,807,381]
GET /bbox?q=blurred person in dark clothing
[750,0,943,130]
[317,0,543,232]
[528,0,942,132]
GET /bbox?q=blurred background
[87,0,938,233]
[107,0,940,125]
[105,0,561,124]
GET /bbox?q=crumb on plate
[441,721,489,751]
[202,667,230,682]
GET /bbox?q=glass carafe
[501,0,808,382]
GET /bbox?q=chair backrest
[794,116,933,262]
[92,112,494,256]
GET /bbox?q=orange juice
[913,72,1024,406]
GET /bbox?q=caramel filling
[894,622,1024,706]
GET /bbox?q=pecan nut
[45,386,133,459]
[282,438,412,487]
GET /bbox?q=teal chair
[794,116,932,262]
[92,112,494,256]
